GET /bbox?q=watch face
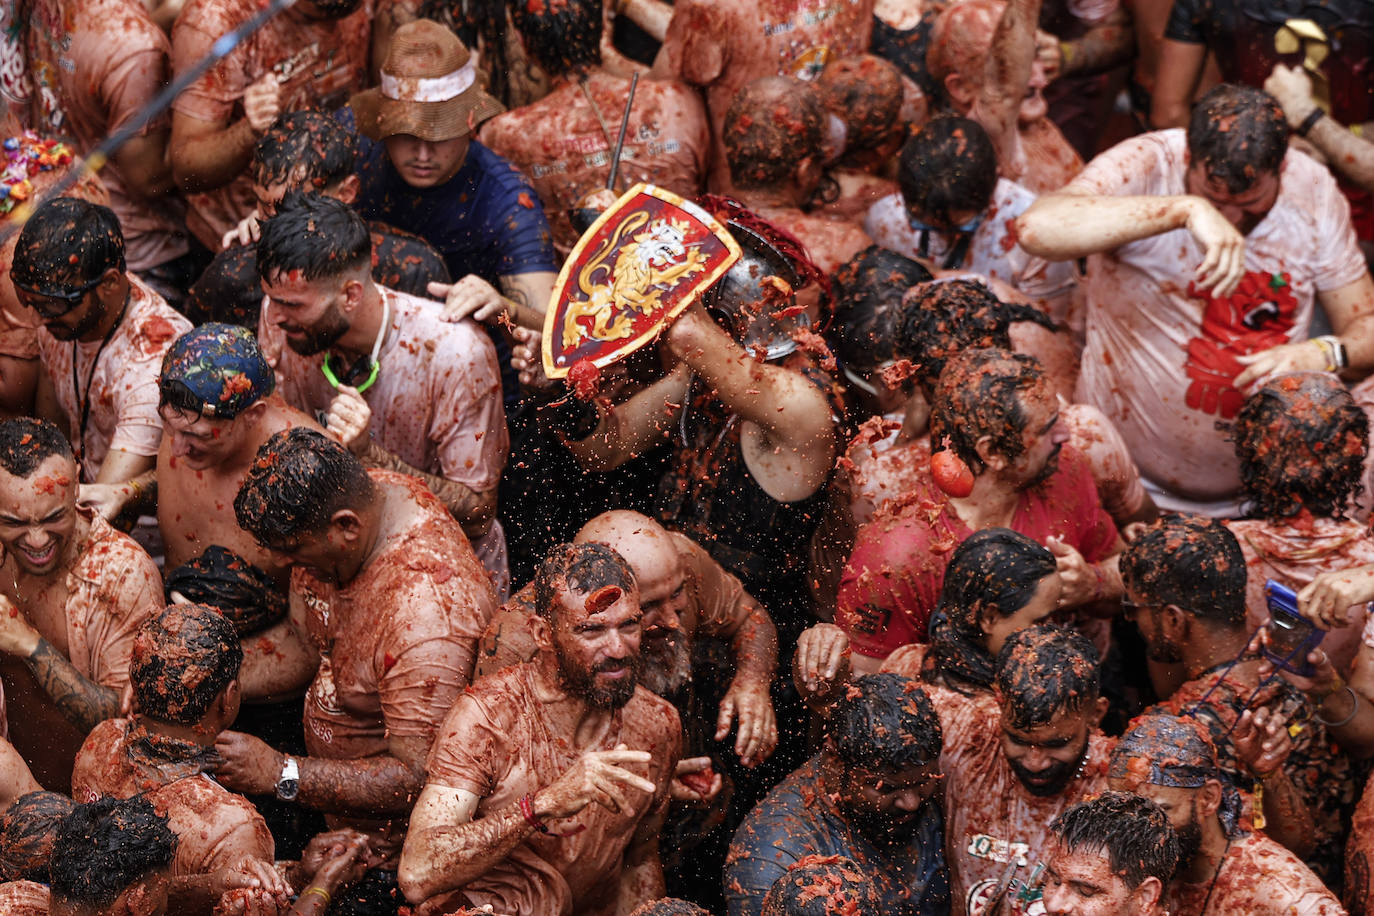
[278,779,299,800]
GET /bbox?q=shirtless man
[0,418,162,791]
[1017,84,1374,515]
[214,428,498,912]
[71,604,290,915]
[1108,714,1345,916]
[720,76,872,276]
[156,323,321,587]
[9,197,191,520]
[478,510,778,767]
[927,0,1083,193]
[479,0,710,255]
[653,0,875,192]
[256,193,511,595]
[399,542,680,916]
[1041,793,1178,916]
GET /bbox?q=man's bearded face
[1000,706,1093,798]
[552,584,644,710]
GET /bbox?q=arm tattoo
[25,638,120,733]
[499,281,533,310]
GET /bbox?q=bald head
[576,511,688,625]
[723,75,826,190]
[576,511,678,582]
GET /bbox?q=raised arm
[977,0,1043,166]
[1266,64,1374,194]
[561,364,691,472]
[662,303,836,500]
[1015,188,1246,296]
[1047,5,1135,79]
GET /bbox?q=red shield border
[542,183,741,378]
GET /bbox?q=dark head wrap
[1110,713,1245,836]
[163,546,287,636]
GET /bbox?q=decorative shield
[542,183,741,378]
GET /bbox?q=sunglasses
[12,273,105,318]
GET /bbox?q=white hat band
[380,62,476,103]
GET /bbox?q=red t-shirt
[836,446,1118,658]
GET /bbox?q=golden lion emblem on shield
[562,211,710,349]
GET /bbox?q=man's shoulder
[991,177,1039,215]
[386,288,494,361]
[733,758,837,851]
[1228,832,1343,911]
[124,277,192,360]
[1076,129,1185,190]
[467,141,539,193]
[150,772,259,816]
[68,0,168,57]
[0,880,50,915]
[74,515,160,588]
[1276,147,1347,212]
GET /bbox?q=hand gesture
[299,828,373,881]
[1252,629,1342,702]
[510,326,554,390]
[716,676,777,767]
[1184,198,1246,298]
[1232,705,1293,778]
[536,743,656,820]
[213,731,285,796]
[1297,566,1374,630]
[243,74,282,136]
[670,756,723,804]
[793,623,851,706]
[221,210,263,251]
[1035,29,1063,83]
[1233,339,1329,392]
[305,832,370,895]
[213,887,286,916]
[213,855,292,901]
[324,385,372,455]
[1263,64,1316,126]
[430,276,509,325]
[77,482,132,523]
[1046,537,1095,606]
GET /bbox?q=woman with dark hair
[1226,372,1374,673]
[896,527,1062,692]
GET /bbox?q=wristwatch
[276,756,300,801]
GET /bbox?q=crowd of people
[0,0,1371,912]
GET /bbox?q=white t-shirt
[1070,129,1368,505]
[864,179,1078,325]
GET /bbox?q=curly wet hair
[1234,373,1368,520]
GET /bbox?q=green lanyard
[321,293,389,393]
